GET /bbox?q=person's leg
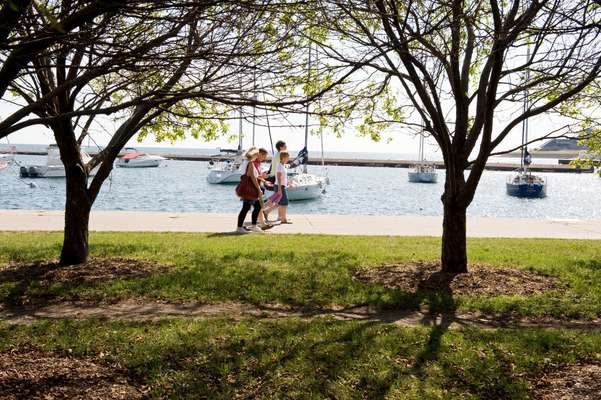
[237,201,251,228]
[278,186,290,223]
[251,200,261,225]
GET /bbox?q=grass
[1,317,600,399]
[1,231,601,318]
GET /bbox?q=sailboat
[265,45,329,201]
[506,47,547,198]
[207,111,244,184]
[408,132,437,183]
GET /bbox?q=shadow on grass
[412,271,457,373]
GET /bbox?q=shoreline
[6,150,593,173]
[2,210,600,239]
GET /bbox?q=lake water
[1,152,601,220]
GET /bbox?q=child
[264,151,291,223]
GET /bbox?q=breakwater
[11,150,593,173]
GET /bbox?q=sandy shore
[1,209,600,239]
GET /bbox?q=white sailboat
[408,133,438,183]
[19,144,98,178]
[207,111,244,184]
[265,45,329,201]
[506,47,547,198]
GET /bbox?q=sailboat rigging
[506,45,547,198]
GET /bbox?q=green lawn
[1,318,600,399]
[1,232,601,318]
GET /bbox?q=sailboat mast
[238,109,243,152]
[252,71,256,147]
[521,45,531,172]
[303,44,312,174]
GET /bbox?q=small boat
[116,148,165,168]
[268,171,328,201]
[0,145,16,171]
[408,132,438,183]
[265,45,330,201]
[19,144,97,178]
[408,163,438,183]
[207,111,245,185]
[506,170,546,198]
[207,158,243,184]
[505,44,546,199]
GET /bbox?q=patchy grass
[1,232,601,319]
[1,318,600,399]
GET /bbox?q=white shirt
[276,163,287,186]
[269,152,280,178]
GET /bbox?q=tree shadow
[412,271,458,373]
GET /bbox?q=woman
[236,148,263,233]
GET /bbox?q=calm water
[1,153,601,220]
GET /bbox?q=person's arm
[276,170,283,193]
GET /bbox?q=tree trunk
[60,163,92,265]
[441,198,468,273]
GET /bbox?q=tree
[314,0,601,272]
[2,1,357,264]
[0,0,135,99]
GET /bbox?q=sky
[0,100,566,159]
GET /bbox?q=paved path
[1,209,601,239]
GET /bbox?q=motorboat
[116,147,166,168]
[408,132,438,183]
[506,171,546,198]
[19,144,98,178]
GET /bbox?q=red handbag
[236,174,260,200]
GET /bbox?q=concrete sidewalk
[1,209,601,239]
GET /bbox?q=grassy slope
[1,318,600,399]
[1,232,601,318]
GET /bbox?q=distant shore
[7,149,593,173]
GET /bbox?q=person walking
[236,148,263,233]
[275,151,291,223]
[267,140,287,184]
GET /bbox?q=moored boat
[116,148,166,168]
[408,131,438,183]
[19,144,98,178]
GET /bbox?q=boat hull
[19,165,98,178]
[506,182,546,198]
[116,158,162,168]
[207,170,242,184]
[265,181,324,201]
[408,171,438,183]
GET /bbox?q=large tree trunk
[440,162,469,274]
[441,198,468,273]
[60,156,92,265]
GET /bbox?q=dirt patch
[0,257,171,306]
[354,262,566,297]
[0,347,145,399]
[534,362,601,400]
[0,257,170,284]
